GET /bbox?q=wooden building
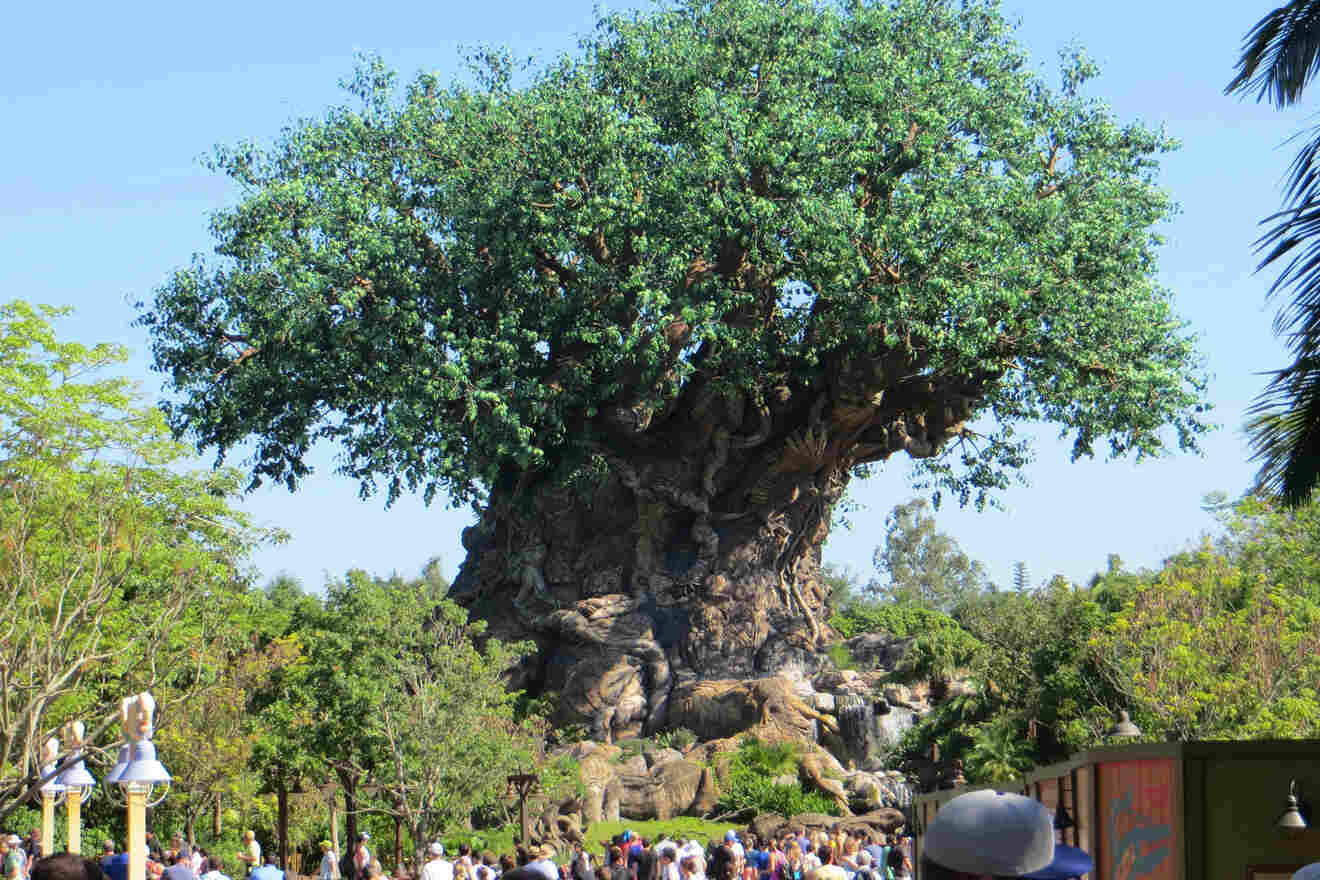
[911,740,1320,880]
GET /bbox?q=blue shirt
[251,865,285,880]
[103,854,130,880]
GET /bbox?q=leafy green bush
[714,738,841,818]
[830,602,981,681]
[654,727,697,751]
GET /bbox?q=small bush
[654,727,698,751]
[714,738,841,818]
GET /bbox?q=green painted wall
[1199,758,1320,878]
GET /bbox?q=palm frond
[1246,355,1320,506]
[1226,0,1320,106]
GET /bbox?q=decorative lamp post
[103,745,132,805]
[115,693,171,880]
[38,737,67,857]
[55,721,96,855]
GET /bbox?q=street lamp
[55,721,96,855]
[115,693,170,880]
[1106,710,1142,739]
[38,737,67,857]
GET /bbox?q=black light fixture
[1106,710,1142,739]
[1277,780,1311,833]
[1054,775,1076,834]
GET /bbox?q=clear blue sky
[1,0,1304,591]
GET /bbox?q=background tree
[1228,0,1320,504]
[868,498,991,610]
[0,301,280,822]
[138,0,1209,734]
[1089,495,1320,740]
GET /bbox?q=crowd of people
[361,826,914,880]
[5,787,1117,880]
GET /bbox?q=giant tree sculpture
[139,0,1208,738]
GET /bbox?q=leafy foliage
[0,300,280,821]
[1227,0,1320,504]
[139,0,1207,513]
[869,498,991,610]
[715,738,840,818]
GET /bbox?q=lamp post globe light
[55,721,96,855]
[116,693,170,880]
[38,737,66,857]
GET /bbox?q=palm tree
[1228,0,1320,505]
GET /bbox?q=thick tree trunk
[337,769,359,862]
[449,384,915,741]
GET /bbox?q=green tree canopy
[139,0,1208,511]
[869,497,991,610]
[0,301,280,821]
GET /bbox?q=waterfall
[834,693,875,766]
[874,703,916,747]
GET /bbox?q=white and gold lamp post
[55,721,96,855]
[38,737,67,857]
[114,694,171,880]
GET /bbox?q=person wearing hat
[421,844,452,880]
[319,843,339,880]
[525,848,557,880]
[352,836,372,880]
[922,790,1093,880]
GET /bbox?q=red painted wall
[1095,759,1178,880]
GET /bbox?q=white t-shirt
[421,859,454,880]
[526,860,558,880]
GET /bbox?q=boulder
[603,780,621,822]
[614,759,706,820]
[619,753,649,776]
[847,773,884,811]
[844,633,910,671]
[812,668,863,692]
[832,808,907,836]
[748,813,787,843]
[691,766,721,816]
[645,747,683,768]
[789,813,838,834]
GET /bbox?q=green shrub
[714,738,840,818]
[653,727,697,751]
[829,602,981,681]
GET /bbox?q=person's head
[499,855,516,873]
[679,858,695,877]
[660,851,674,866]
[101,842,114,856]
[785,844,800,862]
[610,847,623,866]
[429,844,445,861]
[358,833,370,845]
[459,845,471,859]
[210,859,225,874]
[240,833,253,844]
[265,852,278,867]
[923,790,1092,880]
[640,838,650,850]
[481,853,495,868]
[454,863,470,880]
[32,854,105,880]
[817,847,832,866]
